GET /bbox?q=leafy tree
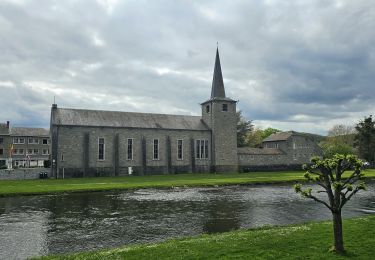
[245,128,263,147]
[236,111,253,147]
[245,127,281,148]
[294,154,366,254]
[261,127,281,139]
[319,142,354,158]
[355,115,375,162]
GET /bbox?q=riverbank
[34,215,375,259]
[1,169,374,197]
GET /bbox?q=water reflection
[0,182,374,259]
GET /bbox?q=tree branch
[321,172,335,207]
[308,169,323,176]
[346,176,361,186]
[341,160,352,173]
[340,187,361,209]
[306,194,332,211]
[315,179,327,189]
[343,169,361,186]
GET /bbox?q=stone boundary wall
[0,168,51,180]
[240,164,303,172]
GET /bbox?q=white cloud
[0,81,15,88]
[82,62,103,72]
[96,0,119,15]
[92,32,105,47]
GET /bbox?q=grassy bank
[1,169,374,197]
[35,215,375,260]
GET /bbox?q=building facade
[50,48,238,178]
[0,121,50,168]
[238,131,323,171]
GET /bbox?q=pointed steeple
[211,47,226,99]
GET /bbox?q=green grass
[34,215,375,260]
[1,169,374,197]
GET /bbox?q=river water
[0,182,374,259]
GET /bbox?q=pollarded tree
[294,154,366,254]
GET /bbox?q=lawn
[1,169,374,197]
[35,215,375,260]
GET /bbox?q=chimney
[6,121,9,129]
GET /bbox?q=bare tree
[294,154,366,253]
[320,124,357,158]
[328,124,356,137]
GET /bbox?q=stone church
[50,48,322,178]
[50,48,238,177]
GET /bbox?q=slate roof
[201,48,236,105]
[237,147,285,155]
[263,131,324,143]
[262,131,296,142]
[211,47,226,98]
[52,108,211,131]
[0,123,10,135]
[201,97,237,105]
[10,127,49,137]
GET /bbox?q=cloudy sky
[0,0,374,135]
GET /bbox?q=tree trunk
[332,210,345,253]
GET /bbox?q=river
[0,182,374,259]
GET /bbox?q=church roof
[52,108,211,131]
[211,47,226,99]
[237,147,285,155]
[201,47,236,104]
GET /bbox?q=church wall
[54,125,212,177]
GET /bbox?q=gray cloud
[0,0,374,134]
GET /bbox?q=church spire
[211,47,226,99]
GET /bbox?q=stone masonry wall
[201,100,238,172]
[0,168,51,180]
[238,153,288,166]
[55,125,212,177]
[238,135,323,172]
